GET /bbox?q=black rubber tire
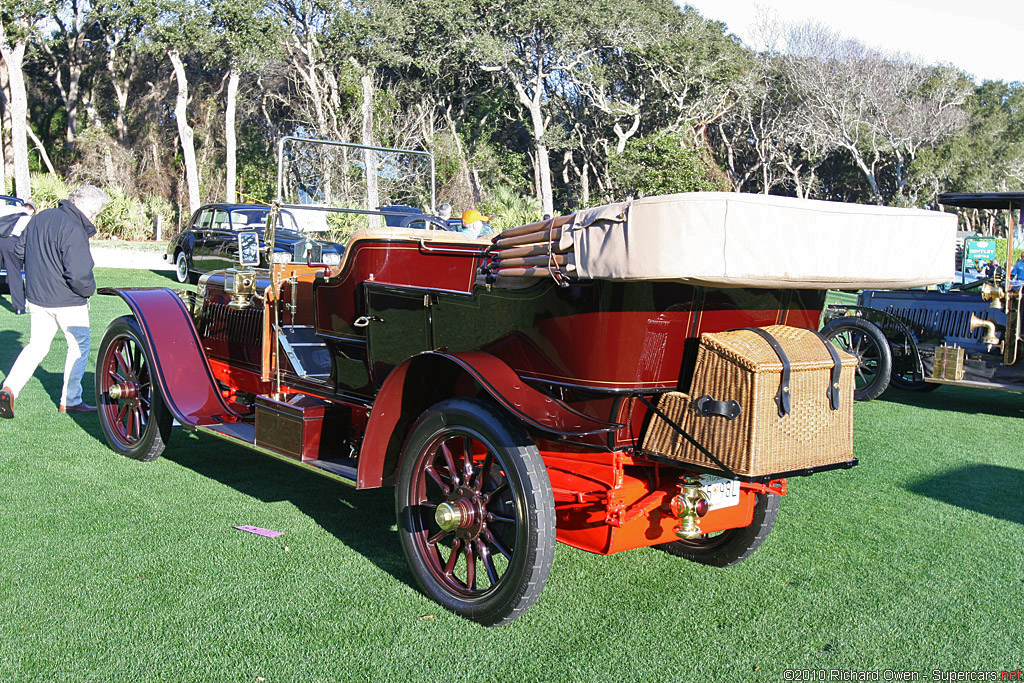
[657,492,780,567]
[174,251,191,284]
[822,317,892,401]
[95,315,172,461]
[395,397,555,626]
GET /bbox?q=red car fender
[356,351,622,489]
[99,287,243,427]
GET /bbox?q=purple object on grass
[234,525,284,538]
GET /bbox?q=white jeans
[2,301,90,406]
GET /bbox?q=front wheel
[95,315,172,461]
[822,317,892,401]
[657,492,780,567]
[395,397,556,626]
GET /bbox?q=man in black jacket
[0,200,37,315]
[0,185,109,418]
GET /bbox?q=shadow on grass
[0,328,87,413]
[878,384,1024,419]
[907,464,1024,526]
[161,432,415,589]
[146,269,185,285]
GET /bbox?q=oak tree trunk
[169,50,201,214]
[0,39,31,199]
[361,72,380,228]
[225,67,238,203]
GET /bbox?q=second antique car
[823,192,1024,400]
[94,138,955,625]
[165,202,345,284]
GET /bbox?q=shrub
[26,172,71,210]
[325,208,367,244]
[23,174,171,241]
[93,186,154,241]
[608,133,725,197]
[144,195,176,241]
[479,185,543,233]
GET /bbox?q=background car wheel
[657,492,780,567]
[890,370,941,392]
[95,315,172,461]
[395,397,556,626]
[822,317,892,401]
[174,251,196,284]
[889,356,940,392]
[872,322,940,393]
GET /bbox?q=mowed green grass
[1,267,1023,682]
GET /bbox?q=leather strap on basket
[808,329,843,411]
[636,395,737,478]
[738,327,791,417]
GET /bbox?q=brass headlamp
[225,268,257,309]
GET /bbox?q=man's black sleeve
[61,223,97,299]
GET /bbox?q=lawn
[1,267,1022,682]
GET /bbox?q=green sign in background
[964,237,997,265]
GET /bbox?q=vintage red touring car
[94,138,955,625]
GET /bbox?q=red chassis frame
[102,282,792,557]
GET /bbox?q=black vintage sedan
[165,203,344,284]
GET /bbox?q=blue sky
[682,0,1022,83]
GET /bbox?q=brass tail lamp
[670,476,711,539]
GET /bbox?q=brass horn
[980,281,1005,310]
[969,313,1001,351]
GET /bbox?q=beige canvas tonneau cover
[557,192,956,289]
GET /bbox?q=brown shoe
[0,388,13,419]
[59,402,97,414]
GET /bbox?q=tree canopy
[0,0,1020,235]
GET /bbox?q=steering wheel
[398,214,454,231]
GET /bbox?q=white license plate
[699,475,740,511]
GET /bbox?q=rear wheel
[95,315,172,461]
[395,397,555,626]
[657,492,780,567]
[890,369,941,391]
[889,350,940,392]
[822,317,892,401]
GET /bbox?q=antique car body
[165,203,345,284]
[823,192,1024,400]
[95,138,955,625]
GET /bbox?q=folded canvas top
[557,192,956,289]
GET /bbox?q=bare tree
[271,0,344,140]
[37,0,98,148]
[0,12,39,198]
[779,22,968,205]
[168,49,200,213]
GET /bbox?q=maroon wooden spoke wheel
[395,398,555,626]
[96,315,172,461]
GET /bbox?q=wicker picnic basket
[642,325,858,478]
